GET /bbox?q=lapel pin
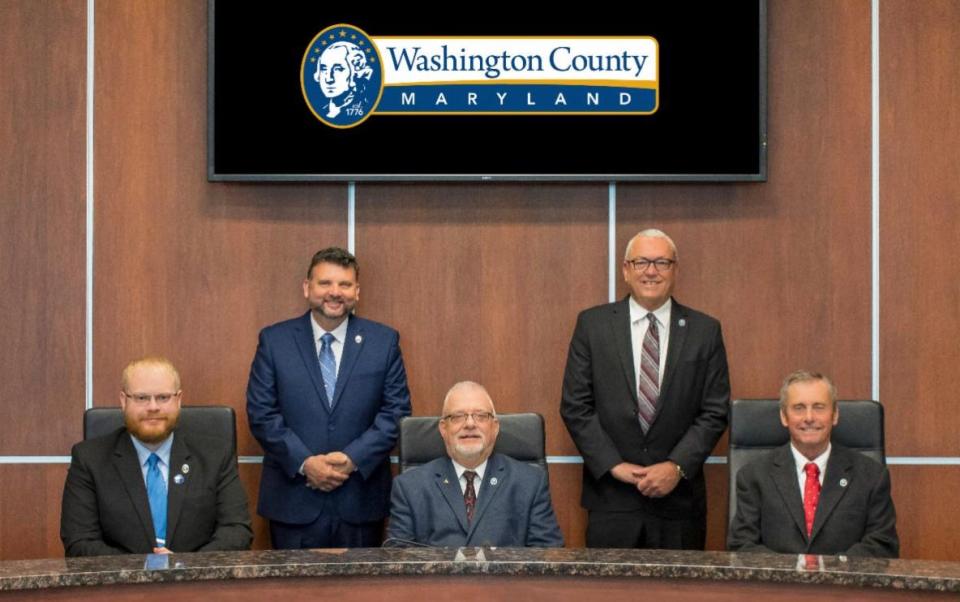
[839,478,848,488]
[173,474,185,485]
[181,464,190,474]
[355,335,363,344]
[490,477,498,486]
[678,319,686,327]
[443,478,449,484]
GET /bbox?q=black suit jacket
[60,428,253,556]
[727,443,899,558]
[561,297,729,519]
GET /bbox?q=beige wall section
[3,0,960,562]
[0,0,87,454]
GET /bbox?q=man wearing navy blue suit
[247,247,412,548]
[387,381,563,547]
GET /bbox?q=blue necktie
[319,332,337,406]
[146,453,167,547]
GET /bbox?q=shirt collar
[311,312,350,344]
[451,457,488,483]
[130,432,174,467]
[789,441,831,477]
[629,296,672,328]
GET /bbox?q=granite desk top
[2,547,959,593]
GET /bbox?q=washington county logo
[301,24,384,129]
[302,25,658,129]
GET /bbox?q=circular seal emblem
[301,24,383,129]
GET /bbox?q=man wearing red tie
[727,370,899,558]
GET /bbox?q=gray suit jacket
[386,453,563,547]
[727,443,899,558]
[561,297,729,519]
[60,428,253,556]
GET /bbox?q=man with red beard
[386,381,562,547]
[60,357,252,556]
[247,247,412,549]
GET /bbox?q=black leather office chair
[727,398,885,526]
[83,405,238,454]
[398,412,548,475]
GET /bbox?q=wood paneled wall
[2,0,959,562]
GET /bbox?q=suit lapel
[658,298,686,402]
[770,445,809,541]
[610,299,638,404]
[331,316,363,410]
[810,446,853,542]
[466,455,506,542]
[165,433,191,548]
[293,311,332,410]
[111,433,156,549]
[435,459,470,534]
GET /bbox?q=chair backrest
[398,412,547,475]
[727,398,885,526]
[83,405,238,454]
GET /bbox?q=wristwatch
[674,461,687,480]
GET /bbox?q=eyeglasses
[625,257,676,272]
[123,392,180,405]
[441,412,496,426]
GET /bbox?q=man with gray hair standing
[561,229,730,549]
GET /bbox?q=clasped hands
[610,461,681,498]
[303,451,356,492]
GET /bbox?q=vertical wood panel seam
[871,0,880,401]
[608,182,616,302]
[348,182,356,253]
[85,0,95,411]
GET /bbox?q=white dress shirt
[629,296,672,389]
[451,458,488,498]
[310,313,350,374]
[790,443,830,503]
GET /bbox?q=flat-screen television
[209,2,766,181]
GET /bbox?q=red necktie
[803,462,821,537]
[463,470,477,523]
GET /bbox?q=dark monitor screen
[209,2,766,181]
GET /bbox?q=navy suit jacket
[727,444,899,558]
[387,453,563,547]
[247,311,412,524]
[561,297,730,519]
[60,428,252,556]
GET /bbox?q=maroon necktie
[637,313,660,433]
[463,470,477,523]
[803,462,821,537]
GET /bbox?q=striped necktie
[637,313,660,433]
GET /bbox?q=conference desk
[1,548,958,600]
